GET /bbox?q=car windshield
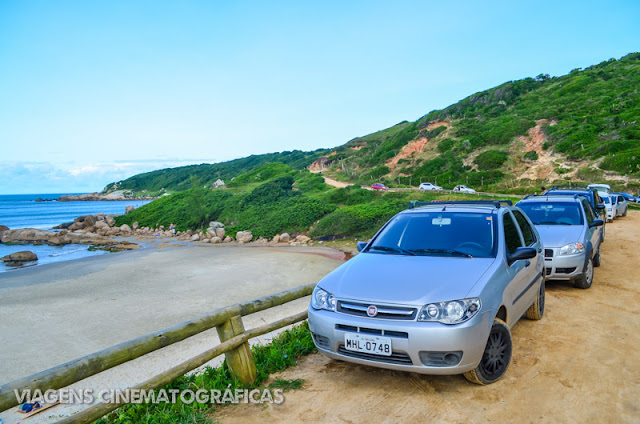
[518,202,584,226]
[602,197,610,204]
[367,212,496,258]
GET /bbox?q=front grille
[335,324,409,339]
[556,267,577,274]
[545,249,554,258]
[337,345,413,365]
[337,301,417,320]
[312,333,330,349]
[546,268,552,276]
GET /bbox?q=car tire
[526,281,545,320]
[593,248,601,267]
[574,256,594,289]
[463,318,512,385]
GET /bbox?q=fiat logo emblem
[367,305,378,317]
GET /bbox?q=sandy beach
[0,243,343,385]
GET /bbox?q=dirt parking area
[215,212,640,423]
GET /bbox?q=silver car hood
[535,225,585,248]
[317,253,495,306]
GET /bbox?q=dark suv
[543,186,606,240]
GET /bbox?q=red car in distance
[371,183,388,191]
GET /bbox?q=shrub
[523,151,539,161]
[474,150,508,170]
[310,200,405,238]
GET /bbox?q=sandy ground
[215,212,640,424]
[0,244,344,423]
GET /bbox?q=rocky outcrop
[308,156,334,172]
[56,193,155,201]
[125,205,135,214]
[279,233,291,242]
[1,251,38,264]
[235,231,253,243]
[0,228,138,250]
[0,225,9,235]
[211,179,225,189]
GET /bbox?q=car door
[502,211,530,323]
[618,195,627,215]
[511,209,543,315]
[581,199,601,251]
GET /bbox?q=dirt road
[216,212,640,423]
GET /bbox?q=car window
[619,196,624,202]
[368,212,496,258]
[582,199,595,223]
[512,210,536,245]
[518,202,584,226]
[503,213,522,255]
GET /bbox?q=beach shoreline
[0,243,344,384]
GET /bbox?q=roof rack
[550,185,591,190]
[408,200,512,209]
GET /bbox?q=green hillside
[102,149,329,195]
[109,52,640,196]
[323,52,640,192]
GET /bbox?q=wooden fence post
[216,315,257,384]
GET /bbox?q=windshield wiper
[536,221,572,225]
[409,248,472,258]
[368,245,416,256]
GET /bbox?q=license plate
[344,333,392,356]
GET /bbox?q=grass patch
[268,378,304,392]
[96,323,316,424]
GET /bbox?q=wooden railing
[0,282,317,423]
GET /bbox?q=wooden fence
[0,282,317,423]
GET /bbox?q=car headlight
[418,298,481,324]
[558,242,585,256]
[311,286,336,311]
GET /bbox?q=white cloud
[0,159,219,194]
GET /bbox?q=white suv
[419,182,442,191]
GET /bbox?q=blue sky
[1,0,639,194]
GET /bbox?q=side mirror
[589,219,604,228]
[597,204,605,210]
[356,241,368,252]
[508,247,537,266]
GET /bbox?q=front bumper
[308,306,494,375]
[544,248,585,280]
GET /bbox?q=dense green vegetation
[96,323,316,424]
[103,149,329,194]
[117,167,335,238]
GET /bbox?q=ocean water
[0,194,152,273]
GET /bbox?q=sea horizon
[0,193,152,273]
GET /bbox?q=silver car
[308,200,545,384]
[610,193,628,217]
[517,195,604,289]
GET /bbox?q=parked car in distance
[454,185,476,193]
[371,183,388,191]
[419,182,442,191]
[599,192,615,222]
[615,192,636,203]
[517,195,603,289]
[588,183,611,193]
[610,193,628,217]
[309,200,545,385]
[544,186,606,240]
